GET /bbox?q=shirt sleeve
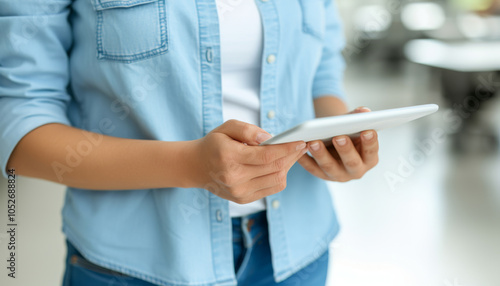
[312,0,346,100]
[0,0,73,178]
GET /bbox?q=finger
[239,183,286,204]
[348,106,371,114]
[243,147,307,178]
[360,130,379,168]
[230,170,286,203]
[308,140,345,179]
[332,136,365,177]
[233,149,308,203]
[297,154,330,180]
[214,119,272,145]
[241,141,306,165]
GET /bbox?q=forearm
[313,95,348,118]
[487,0,500,13]
[6,123,197,190]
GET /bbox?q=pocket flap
[299,0,326,40]
[93,0,159,10]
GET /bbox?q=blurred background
[329,0,500,285]
[1,0,500,285]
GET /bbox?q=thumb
[348,106,371,115]
[214,119,272,145]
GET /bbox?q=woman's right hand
[190,120,307,204]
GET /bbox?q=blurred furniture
[405,39,500,151]
[405,39,500,71]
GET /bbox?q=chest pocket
[299,0,326,40]
[92,0,168,63]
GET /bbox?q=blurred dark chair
[405,39,500,152]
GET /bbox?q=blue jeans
[63,211,329,286]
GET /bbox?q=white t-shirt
[216,0,266,217]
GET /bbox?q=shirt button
[267,54,276,64]
[216,210,223,222]
[267,110,276,119]
[206,47,213,63]
[272,200,280,209]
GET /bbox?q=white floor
[0,61,499,286]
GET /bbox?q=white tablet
[260,104,439,145]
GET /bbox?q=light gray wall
[0,176,66,286]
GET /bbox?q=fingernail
[359,106,371,112]
[310,142,320,151]
[256,133,272,144]
[296,142,307,151]
[335,137,347,146]
[363,131,374,140]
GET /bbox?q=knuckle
[240,144,253,157]
[273,179,287,192]
[275,171,287,186]
[230,187,246,201]
[233,193,252,204]
[216,148,231,164]
[261,150,275,164]
[220,169,239,186]
[287,142,299,153]
[363,147,378,157]
[335,177,346,183]
[348,168,365,180]
[241,124,254,138]
[298,157,312,168]
[225,176,237,187]
[371,156,380,167]
[232,196,245,204]
[218,172,231,186]
[279,181,287,191]
[243,198,255,204]
[344,159,362,169]
[226,119,238,126]
[321,162,337,171]
[273,158,286,171]
[267,185,282,195]
[352,172,364,180]
[333,172,350,182]
[337,175,350,183]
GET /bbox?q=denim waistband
[232,210,267,249]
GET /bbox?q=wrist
[172,139,204,189]
[313,95,348,117]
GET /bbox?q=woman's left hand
[298,107,379,182]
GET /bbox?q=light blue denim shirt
[0,0,345,285]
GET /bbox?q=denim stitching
[299,0,325,40]
[274,223,339,282]
[158,0,167,52]
[96,0,168,63]
[97,0,156,10]
[64,227,236,286]
[96,10,104,60]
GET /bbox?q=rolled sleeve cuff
[312,85,346,101]
[0,98,71,178]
